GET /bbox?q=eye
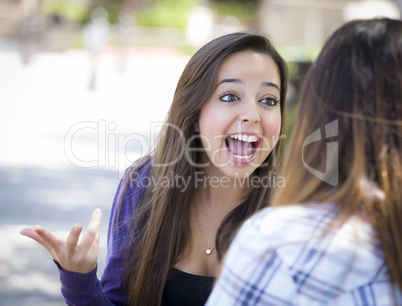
[260,96,280,106]
[219,92,240,102]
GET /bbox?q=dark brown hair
[273,18,402,294]
[120,32,288,305]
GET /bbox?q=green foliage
[136,0,196,28]
[42,0,89,22]
[209,0,258,3]
[211,2,256,21]
[41,0,257,29]
[80,0,195,29]
[284,103,299,145]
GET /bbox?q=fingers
[88,231,101,262]
[20,227,47,247]
[20,226,59,256]
[65,223,83,252]
[31,225,63,252]
[20,227,38,240]
[79,208,102,253]
[20,209,102,274]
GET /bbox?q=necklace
[194,194,215,255]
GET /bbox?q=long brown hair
[273,18,402,292]
[119,32,288,305]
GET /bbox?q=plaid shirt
[206,203,401,306]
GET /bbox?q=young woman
[207,18,402,305]
[20,32,288,305]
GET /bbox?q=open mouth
[225,133,262,160]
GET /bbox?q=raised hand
[20,208,102,274]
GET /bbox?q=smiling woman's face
[196,50,282,181]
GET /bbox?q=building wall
[258,0,401,49]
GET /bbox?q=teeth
[229,134,258,142]
[229,151,254,159]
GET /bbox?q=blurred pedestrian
[82,6,110,90]
[20,0,42,65]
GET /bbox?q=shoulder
[207,204,395,305]
[225,203,338,272]
[235,202,337,245]
[115,158,152,208]
[207,204,336,305]
[221,203,390,300]
[109,159,152,230]
[219,204,337,285]
[107,159,152,246]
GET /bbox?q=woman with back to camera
[207,18,402,305]
[20,31,288,305]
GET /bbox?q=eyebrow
[217,78,280,90]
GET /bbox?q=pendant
[206,248,212,255]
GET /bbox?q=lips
[225,133,262,161]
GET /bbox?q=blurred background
[0,0,400,304]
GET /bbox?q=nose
[238,99,260,124]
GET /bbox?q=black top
[163,268,215,306]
